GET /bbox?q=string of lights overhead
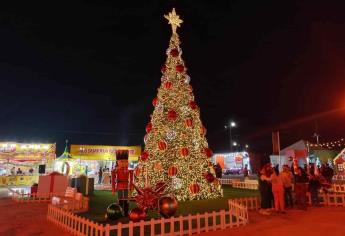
[308,138,345,148]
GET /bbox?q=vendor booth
[0,142,56,186]
[54,144,141,187]
[333,148,345,174]
[270,140,338,171]
[212,152,250,174]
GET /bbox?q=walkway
[200,207,345,236]
[0,197,70,236]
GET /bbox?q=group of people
[258,163,330,215]
[97,166,112,185]
[9,167,34,175]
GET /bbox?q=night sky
[1,1,345,154]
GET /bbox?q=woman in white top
[271,166,286,213]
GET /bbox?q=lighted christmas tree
[136,8,222,201]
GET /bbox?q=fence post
[161,217,165,235]
[179,215,183,236]
[205,212,209,232]
[170,217,174,236]
[196,213,201,234]
[129,221,134,236]
[212,211,216,231]
[150,219,154,236]
[105,224,110,236]
[188,214,192,235]
[118,222,122,236]
[220,210,225,230]
[140,220,145,236]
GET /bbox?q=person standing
[271,166,286,213]
[309,172,321,206]
[294,167,309,210]
[98,167,103,184]
[258,164,273,215]
[281,164,294,208]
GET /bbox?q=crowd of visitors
[258,162,334,215]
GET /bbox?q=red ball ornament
[204,172,215,183]
[170,48,179,57]
[189,183,200,194]
[167,110,178,120]
[176,64,185,73]
[152,97,158,106]
[180,147,189,157]
[185,118,193,127]
[158,140,167,151]
[204,148,213,158]
[164,81,173,89]
[145,122,152,133]
[200,126,207,136]
[168,166,178,176]
[189,101,198,110]
[140,151,149,161]
[129,207,147,222]
[161,65,167,73]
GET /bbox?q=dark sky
[1,1,345,154]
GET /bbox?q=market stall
[69,144,141,185]
[0,142,56,186]
[212,152,251,174]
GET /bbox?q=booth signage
[70,145,141,161]
[0,142,56,160]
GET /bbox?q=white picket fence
[219,178,258,190]
[47,198,249,236]
[232,181,258,190]
[9,189,62,203]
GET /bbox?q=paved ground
[1,186,344,236]
[0,197,70,236]
[200,207,345,236]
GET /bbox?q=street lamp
[225,120,236,152]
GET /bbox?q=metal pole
[230,125,232,152]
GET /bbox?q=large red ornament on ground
[180,147,189,157]
[129,207,147,222]
[167,110,178,120]
[159,196,178,218]
[189,183,200,194]
[158,140,167,151]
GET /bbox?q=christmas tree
[136,8,222,201]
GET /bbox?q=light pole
[225,121,236,152]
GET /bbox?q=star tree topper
[164,8,183,35]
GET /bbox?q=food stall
[0,142,56,186]
[65,144,141,183]
[212,152,251,174]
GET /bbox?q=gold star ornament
[164,8,183,35]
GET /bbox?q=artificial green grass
[79,186,258,223]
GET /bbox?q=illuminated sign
[0,142,56,160]
[70,145,141,161]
